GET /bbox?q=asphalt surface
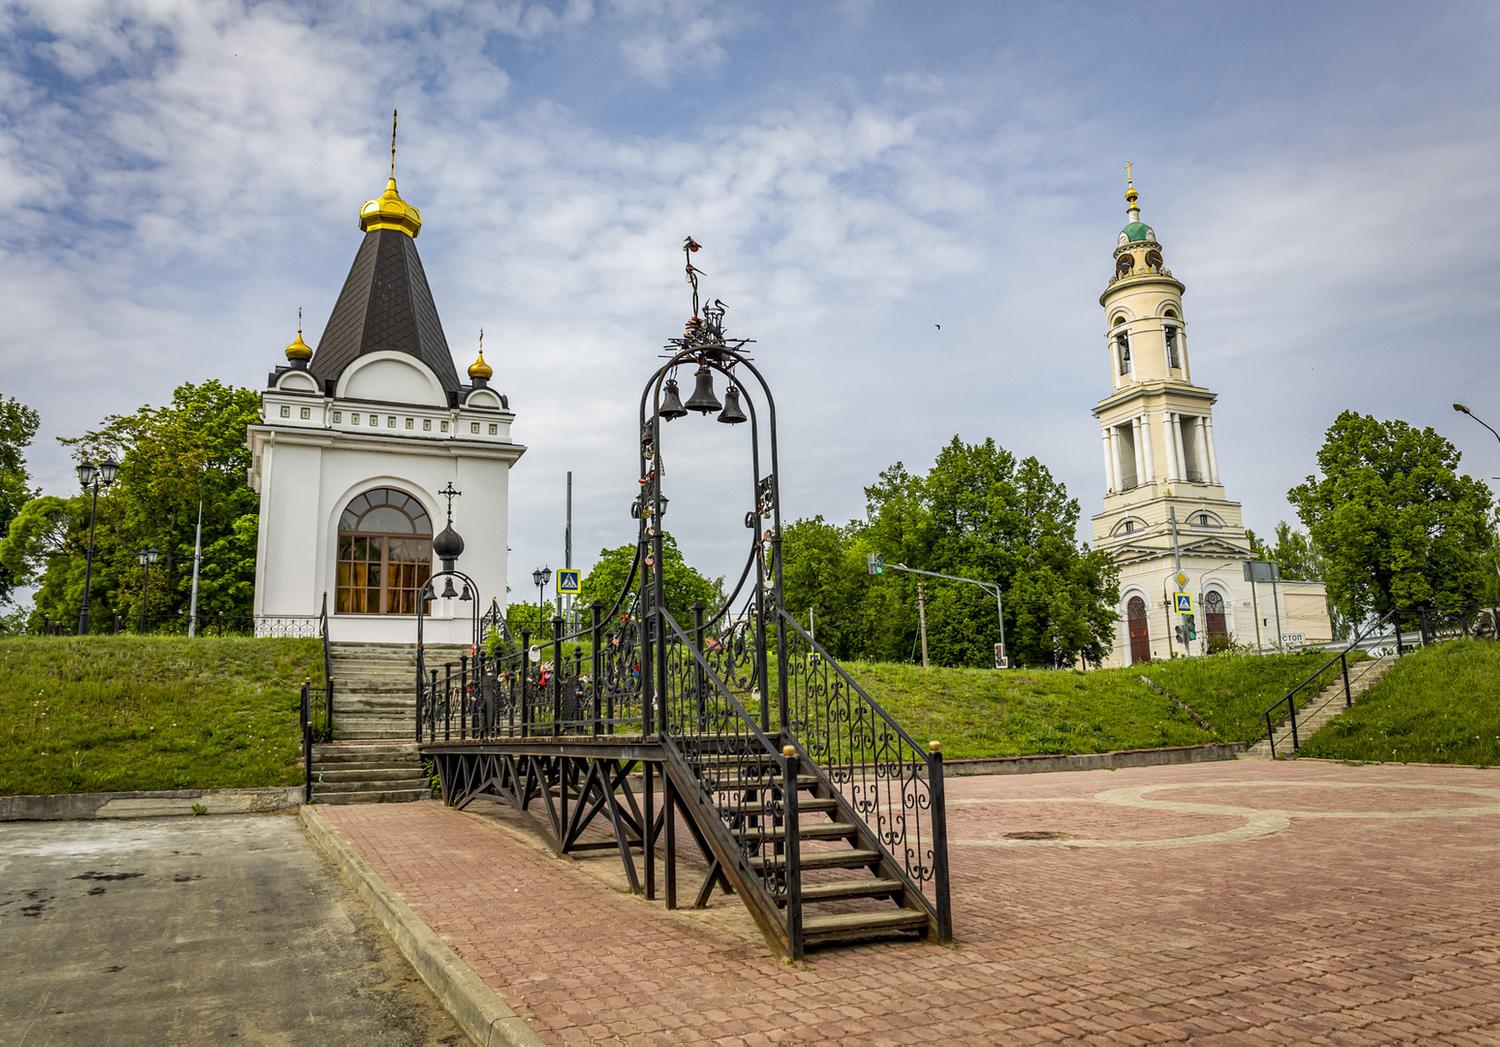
[0,813,466,1046]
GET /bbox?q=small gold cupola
[468,329,493,384]
[285,307,313,365]
[359,109,422,238]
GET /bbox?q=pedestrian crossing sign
[557,569,581,595]
[1174,592,1193,615]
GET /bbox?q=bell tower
[1091,168,1254,664]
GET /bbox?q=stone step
[315,776,429,794]
[313,743,418,762]
[313,767,424,783]
[313,788,431,804]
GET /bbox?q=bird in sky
[935,323,941,330]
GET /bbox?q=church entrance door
[1204,590,1228,648]
[1126,596,1151,664]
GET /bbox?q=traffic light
[867,553,885,575]
[1185,614,1197,641]
[1174,622,1187,646]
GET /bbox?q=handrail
[1260,603,1500,756]
[300,678,313,802]
[319,592,334,739]
[1262,608,1399,756]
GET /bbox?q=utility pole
[1168,507,1190,656]
[187,491,204,638]
[1270,566,1285,653]
[916,580,930,669]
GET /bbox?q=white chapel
[1091,171,1332,665]
[248,125,524,643]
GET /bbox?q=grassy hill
[1299,639,1500,766]
[0,635,1338,795]
[0,636,322,796]
[848,650,1334,759]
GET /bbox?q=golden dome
[359,176,422,238]
[285,310,312,362]
[468,348,493,381]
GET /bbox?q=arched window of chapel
[336,488,434,615]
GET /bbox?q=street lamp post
[532,566,551,625]
[75,459,120,635]
[137,546,160,633]
[1453,403,1500,447]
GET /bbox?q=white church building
[1091,172,1332,665]
[248,139,523,644]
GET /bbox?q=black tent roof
[308,228,461,401]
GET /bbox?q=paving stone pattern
[317,760,1500,1044]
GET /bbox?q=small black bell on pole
[660,378,688,420]
[459,582,472,602]
[717,385,747,425]
[441,576,459,599]
[684,363,721,414]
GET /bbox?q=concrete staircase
[1246,655,1398,758]
[307,641,468,804]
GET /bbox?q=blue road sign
[557,569,581,595]
[1174,592,1193,615]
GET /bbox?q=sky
[2,0,1499,606]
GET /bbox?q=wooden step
[792,877,906,904]
[707,774,818,792]
[753,848,881,872]
[732,822,857,842]
[725,797,838,816]
[801,909,929,945]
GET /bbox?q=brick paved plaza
[314,760,1500,1044]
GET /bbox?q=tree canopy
[576,532,724,625]
[781,436,1119,668]
[1288,411,1496,619]
[0,395,40,606]
[4,380,261,632]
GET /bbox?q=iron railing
[778,609,950,936]
[318,593,334,740]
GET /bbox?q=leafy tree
[0,395,40,605]
[781,437,1119,668]
[576,532,723,625]
[29,380,261,631]
[1288,411,1496,619]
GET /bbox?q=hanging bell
[459,583,472,602]
[717,385,747,425]
[684,363,721,414]
[441,577,459,599]
[659,378,687,420]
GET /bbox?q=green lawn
[1137,649,1354,745]
[840,650,1332,759]
[1299,639,1500,766]
[0,636,322,795]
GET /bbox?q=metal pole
[139,558,150,633]
[564,471,572,621]
[1249,575,1263,653]
[188,492,203,637]
[916,580,930,669]
[1271,568,1284,653]
[993,583,1007,667]
[78,480,100,635]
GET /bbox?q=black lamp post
[1454,403,1500,448]
[532,566,551,623]
[136,546,160,633]
[76,458,119,635]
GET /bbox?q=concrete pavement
[0,812,465,1046]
